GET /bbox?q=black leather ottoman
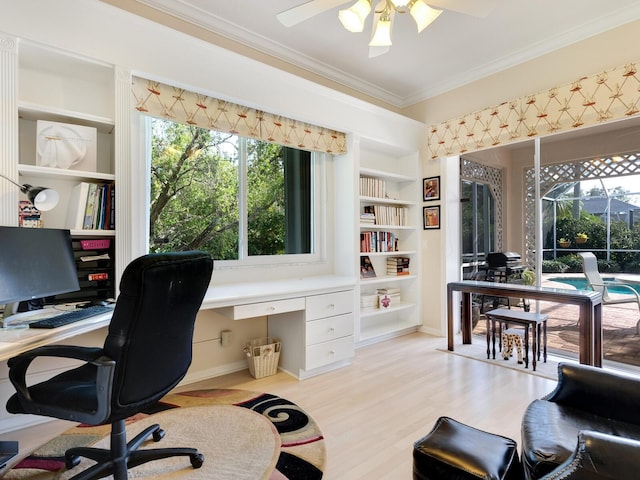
[413,417,524,480]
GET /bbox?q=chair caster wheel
[152,428,166,442]
[191,453,205,469]
[65,454,81,470]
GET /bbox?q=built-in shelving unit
[15,41,117,301]
[356,148,422,345]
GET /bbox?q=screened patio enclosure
[460,118,640,370]
[526,150,640,270]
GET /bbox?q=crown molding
[136,0,640,109]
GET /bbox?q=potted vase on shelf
[558,238,571,248]
[575,233,588,244]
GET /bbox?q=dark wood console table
[447,280,603,366]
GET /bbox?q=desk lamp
[0,173,59,211]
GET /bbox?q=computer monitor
[0,226,80,322]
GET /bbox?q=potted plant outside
[558,238,571,248]
[575,233,588,244]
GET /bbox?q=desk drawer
[306,290,353,321]
[306,313,354,345]
[305,336,354,370]
[222,298,305,320]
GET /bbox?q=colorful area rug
[6,389,325,480]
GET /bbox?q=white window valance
[427,62,640,159]
[131,76,347,155]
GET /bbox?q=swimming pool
[549,276,640,294]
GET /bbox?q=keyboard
[29,304,113,329]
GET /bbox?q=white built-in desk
[0,276,355,359]
[201,275,356,310]
[203,275,357,379]
[0,275,356,375]
[0,275,356,435]
[0,311,112,363]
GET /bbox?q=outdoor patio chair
[578,251,640,334]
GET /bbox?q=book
[109,183,115,229]
[360,256,376,278]
[88,272,109,281]
[66,182,92,230]
[83,183,99,229]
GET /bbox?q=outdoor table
[447,280,603,366]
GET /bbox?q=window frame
[143,116,327,270]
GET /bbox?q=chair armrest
[543,363,640,424]
[7,345,105,388]
[8,344,105,367]
[540,431,640,479]
[7,345,115,424]
[606,281,640,299]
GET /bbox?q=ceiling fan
[277,0,499,57]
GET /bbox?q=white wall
[0,0,422,284]
[0,0,424,393]
[403,19,640,125]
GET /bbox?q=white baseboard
[179,360,248,387]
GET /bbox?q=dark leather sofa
[522,362,640,480]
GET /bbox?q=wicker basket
[244,337,281,379]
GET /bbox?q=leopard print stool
[502,327,524,364]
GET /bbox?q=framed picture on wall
[423,205,441,230]
[423,176,440,201]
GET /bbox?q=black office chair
[6,251,213,480]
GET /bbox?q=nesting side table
[485,308,548,371]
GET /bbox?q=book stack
[360,294,378,310]
[18,200,43,228]
[360,212,376,225]
[387,257,410,276]
[66,182,116,230]
[377,288,401,309]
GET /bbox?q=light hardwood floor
[184,332,557,479]
[1,332,559,479]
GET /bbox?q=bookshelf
[357,152,421,345]
[11,42,117,302]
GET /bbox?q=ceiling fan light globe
[390,0,410,7]
[339,10,364,32]
[369,18,392,47]
[339,0,371,32]
[410,0,442,32]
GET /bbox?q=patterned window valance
[427,62,640,159]
[131,76,347,155]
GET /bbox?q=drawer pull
[328,303,335,309]
[329,327,335,332]
[269,306,277,311]
[330,350,335,355]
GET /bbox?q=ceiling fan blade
[277,0,350,27]
[425,0,500,18]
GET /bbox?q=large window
[149,118,315,262]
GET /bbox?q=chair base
[65,419,204,480]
